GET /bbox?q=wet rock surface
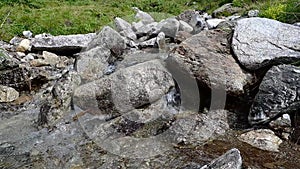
[1,8,300,169]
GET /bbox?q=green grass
[0,0,299,42]
[232,0,300,23]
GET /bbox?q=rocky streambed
[1,5,300,169]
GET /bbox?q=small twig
[0,10,11,28]
[72,109,91,121]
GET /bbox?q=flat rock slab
[232,18,300,70]
[31,33,95,54]
[248,64,300,125]
[171,29,251,94]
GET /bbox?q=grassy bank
[0,0,299,42]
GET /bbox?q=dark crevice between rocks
[29,75,49,91]
[292,111,300,144]
[196,80,212,112]
[225,95,252,129]
[31,47,82,56]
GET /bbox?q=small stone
[9,36,23,46]
[21,53,35,63]
[156,32,167,52]
[30,59,49,67]
[22,30,33,38]
[16,39,31,52]
[16,52,26,57]
[293,22,300,27]
[270,114,292,129]
[132,7,155,24]
[34,33,52,38]
[238,129,283,152]
[0,85,19,102]
[206,19,226,29]
[248,10,259,17]
[225,15,241,21]
[24,53,35,60]
[42,51,59,65]
[139,37,157,48]
[85,26,125,51]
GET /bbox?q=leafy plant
[260,3,286,20]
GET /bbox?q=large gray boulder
[248,64,300,125]
[85,26,126,51]
[74,59,174,116]
[155,18,180,38]
[76,26,126,82]
[170,29,252,95]
[75,46,110,82]
[31,33,95,54]
[114,17,137,40]
[232,18,300,70]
